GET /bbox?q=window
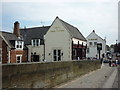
[32,39,40,47]
[15,41,23,49]
[53,49,62,61]
[16,55,22,63]
[89,42,92,46]
[94,42,97,46]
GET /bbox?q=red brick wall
[2,40,8,64]
[10,49,27,63]
[22,50,28,62]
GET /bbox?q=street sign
[97,43,102,50]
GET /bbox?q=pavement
[56,63,118,88]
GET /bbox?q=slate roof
[59,18,87,41]
[20,26,50,45]
[1,31,19,48]
[20,17,86,45]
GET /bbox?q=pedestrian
[116,58,118,66]
[100,58,103,64]
[96,54,98,60]
[109,60,111,67]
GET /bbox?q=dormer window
[15,41,24,49]
[31,39,40,47]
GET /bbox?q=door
[53,49,61,61]
[16,55,22,63]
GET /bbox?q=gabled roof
[57,17,86,41]
[0,31,19,48]
[86,30,106,42]
[20,26,50,45]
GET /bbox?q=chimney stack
[93,30,95,33]
[14,21,20,37]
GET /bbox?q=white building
[45,17,87,62]
[86,30,106,59]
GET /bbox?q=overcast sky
[1,0,119,45]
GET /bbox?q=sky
[1,0,119,45]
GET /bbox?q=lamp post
[97,43,102,59]
[116,40,118,44]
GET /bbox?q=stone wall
[2,60,101,88]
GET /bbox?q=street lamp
[116,40,118,44]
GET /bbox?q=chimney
[93,30,95,33]
[13,21,20,37]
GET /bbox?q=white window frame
[16,55,22,63]
[15,41,24,50]
[31,39,40,47]
[53,49,62,61]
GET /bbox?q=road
[56,63,119,88]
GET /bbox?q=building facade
[45,17,87,62]
[1,21,27,64]
[86,30,106,59]
[20,17,87,62]
[20,26,50,62]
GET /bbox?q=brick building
[0,21,27,64]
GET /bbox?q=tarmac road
[56,63,119,88]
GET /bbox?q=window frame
[94,42,97,46]
[31,39,40,47]
[89,42,92,46]
[16,55,22,63]
[15,41,24,49]
[53,49,62,61]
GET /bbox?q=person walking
[109,60,111,67]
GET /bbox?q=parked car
[116,53,120,57]
[103,59,109,63]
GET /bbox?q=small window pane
[89,42,92,46]
[36,40,39,46]
[17,45,19,48]
[20,45,22,48]
[17,56,21,63]
[58,50,61,61]
[33,40,36,46]
[94,42,97,46]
